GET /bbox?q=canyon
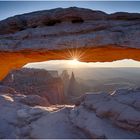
[1,68,65,104]
[0,7,140,139]
[0,67,140,138]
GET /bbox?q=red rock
[2,68,65,104]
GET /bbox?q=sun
[72,58,78,62]
[67,58,81,68]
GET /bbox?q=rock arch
[0,7,140,80]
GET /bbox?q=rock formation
[0,7,140,80]
[0,85,18,94]
[1,68,65,104]
[71,89,140,138]
[60,70,69,96]
[48,70,59,78]
[0,7,140,139]
[67,72,82,97]
[68,72,76,96]
[0,85,140,139]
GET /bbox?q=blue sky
[0,1,140,20]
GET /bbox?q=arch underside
[0,7,140,80]
[1,45,140,80]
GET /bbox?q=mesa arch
[0,7,140,80]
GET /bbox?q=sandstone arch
[0,7,140,80]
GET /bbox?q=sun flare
[68,58,80,67]
[72,58,79,62]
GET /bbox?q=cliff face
[1,68,65,104]
[0,7,140,80]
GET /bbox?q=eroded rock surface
[70,89,140,138]
[0,7,140,51]
[0,87,85,138]
[0,85,18,94]
[2,68,65,104]
[30,107,87,139]
[0,85,140,139]
[0,7,140,80]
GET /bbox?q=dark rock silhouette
[60,70,69,97]
[68,72,77,97]
[67,72,83,101]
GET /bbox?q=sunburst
[68,58,80,66]
[63,39,90,62]
[44,38,90,62]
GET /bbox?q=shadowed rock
[1,68,65,104]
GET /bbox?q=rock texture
[0,85,140,139]
[1,68,65,104]
[0,7,140,51]
[0,85,18,94]
[14,94,50,107]
[70,89,140,138]
[30,107,87,139]
[0,7,140,80]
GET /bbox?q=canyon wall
[1,68,65,104]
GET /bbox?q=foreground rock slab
[0,86,140,138]
[30,107,87,139]
[70,89,140,138]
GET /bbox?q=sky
[1,1,140,68]
[0,1,140,20]
[24,59,140,69]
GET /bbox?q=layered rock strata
[0,7,140,80]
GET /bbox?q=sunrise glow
[67,58,81,68]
